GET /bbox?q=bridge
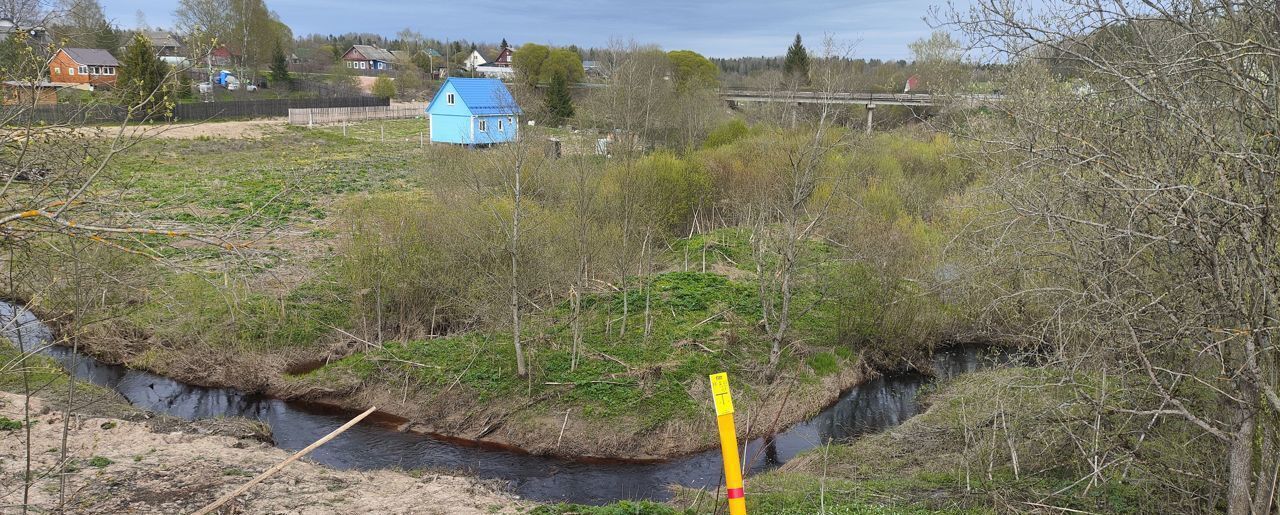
[720,89,942,107]
[718,89,1002,132]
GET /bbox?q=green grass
[310,270,781,427]
[0,416,21,430]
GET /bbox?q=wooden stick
[191,406,377,515]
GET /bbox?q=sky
[102,0,951,60]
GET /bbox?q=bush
[702,118,753,149]
[372,75,396,99]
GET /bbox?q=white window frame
[53,66,60,75]
[447,93,455,105]
[78,65,87,74]
[68,67,75,76]
[478,119,488,132]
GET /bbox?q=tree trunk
[1227,386,1256,515]
[570,285,582,371]
[511,164,526,377]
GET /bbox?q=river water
[2,301,1000,504]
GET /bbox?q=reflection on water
[3,302,1002,505]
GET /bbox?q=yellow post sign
[709,372,747,515]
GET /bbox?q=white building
[474,65,514,79]
[464,50,487,71]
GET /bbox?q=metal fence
[7,96,391,125]
[288,104,426,126]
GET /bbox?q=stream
[2,301,1001,505]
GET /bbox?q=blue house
[426,77,521,145]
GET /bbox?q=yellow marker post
[710,372,747,515]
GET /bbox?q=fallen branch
[191,406,377,515]
[692,309,729,328]
[542,380,633,386]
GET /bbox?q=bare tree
[747,38,855,367]
[945,1,1280,512]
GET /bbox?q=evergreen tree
[91,25,118,51]
[783,33,810,83]
[500,38,509,50]
[544,71,574,126]
[117,33,169,114]
[270,40,291,87]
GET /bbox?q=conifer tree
[117,33,169,114]
[270,40,291,87]
[544,71,574,126]
[783,33,810,83]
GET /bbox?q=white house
[464,50,487,71]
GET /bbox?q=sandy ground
[0,391,521,514]
[131,118,288,139]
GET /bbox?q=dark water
[2,302,1000,505]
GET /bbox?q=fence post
[343,120,347,137]
[419,132,423,148]
[308,110,313,128]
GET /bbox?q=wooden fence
[6,96,390,125]
[288,104,427,126]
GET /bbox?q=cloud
[104,0,944,59]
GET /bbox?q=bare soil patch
[0,391,520,514]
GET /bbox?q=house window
[497,120,504,131]
[106,67,114,75]
[447,93,455,105]
[478,120,488,132]
[54,67,60,75]
[78,65,87,74]
[68,68,75,76]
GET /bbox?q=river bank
[0,391,520,514]
[7,300,1000,505]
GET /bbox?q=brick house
[48,48,119,87]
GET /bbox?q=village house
[0,18,49,49]
[463,49,487,71]
[426,77,521,146]
[143,30,183,56]
[47,48,119,88]
[341,44,396,73]
[492,46,513,67]
[208,45,236,67]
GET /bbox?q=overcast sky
[102,0,951,59]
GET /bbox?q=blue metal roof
[429,77,522,116]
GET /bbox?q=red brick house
[48,48,119,87]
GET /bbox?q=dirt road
[0,391,520,514]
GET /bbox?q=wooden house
[426,77,521,145]
[492,46,513,67]
[47,47,119,87]
[342,44,396,73]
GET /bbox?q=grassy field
[10,117,975,494]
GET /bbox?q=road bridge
[718,89,1002,132]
